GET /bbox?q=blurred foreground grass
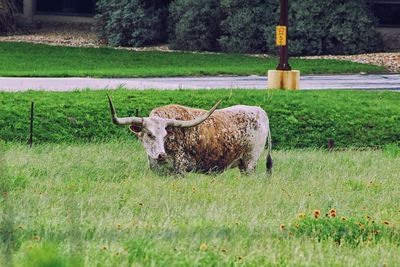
[1,142,399,266]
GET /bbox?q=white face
[129,118,170,161]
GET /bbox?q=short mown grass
[1,142,399,266]
[0,42,386,77]
[1,89,399,149]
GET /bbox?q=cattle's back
[150,104,205,121]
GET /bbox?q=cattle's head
[107,95,221,163]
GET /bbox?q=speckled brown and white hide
[133,104,271,174]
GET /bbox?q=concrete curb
[0,74,399,91]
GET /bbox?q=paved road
[0,74,399,91]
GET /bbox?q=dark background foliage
[218,0,278,53]
[284,0,381,55]
[94,0,170,47]
[0,0,18,34]
[94,0,382,55]
[168,0,222,51]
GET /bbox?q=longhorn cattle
[107,95,272,175]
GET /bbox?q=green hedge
[218,0,277,53]
[0,0,17,34]
[95,0,382,55]
[286,0,381,55]
[195,0,382,55]
[94,0,169,47]
[168,0,222,51]
[1,90,399,149]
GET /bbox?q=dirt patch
[0,23,98,47]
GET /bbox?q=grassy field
[1,142,399,266]
[1,89,399,149]
[0,42,386,77]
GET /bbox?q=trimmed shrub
[169,0,222,51]
[0,0,17,34]
[94,0,168,47]
[94,0,381,54]
[323,1,381,55]
[264,0,381,56]
[219,0,278,53]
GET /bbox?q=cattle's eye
[129,125,142,133]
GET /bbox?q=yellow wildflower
[199,243,208,251]
[329,213,337,218]
[297,212,306,219]
[313,210,321,219]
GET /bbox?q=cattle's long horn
[107,94,143,125]
[167,100,222,128]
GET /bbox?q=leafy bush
[94,0,381,55]
[94,0,168,47]
[0,90,399,149]
[0,0,17,34]
[168,0,222,51]
[264,0,382,55]
[219,0,278,53]
[167,0,380,55]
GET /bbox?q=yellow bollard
[267,70,300,90]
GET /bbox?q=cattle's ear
[129,125,142,134]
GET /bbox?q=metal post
[29,102,34,148]
[327,138,335,152]
[276,0,292,71]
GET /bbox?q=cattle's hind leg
[239,140,265,174]
[239,158,257,174]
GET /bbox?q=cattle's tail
[266,128,273,175]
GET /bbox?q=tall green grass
[0,42,386,77]
[1,142,399,266]
[1,89,399,149]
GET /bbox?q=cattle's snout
[157,153,168,162]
